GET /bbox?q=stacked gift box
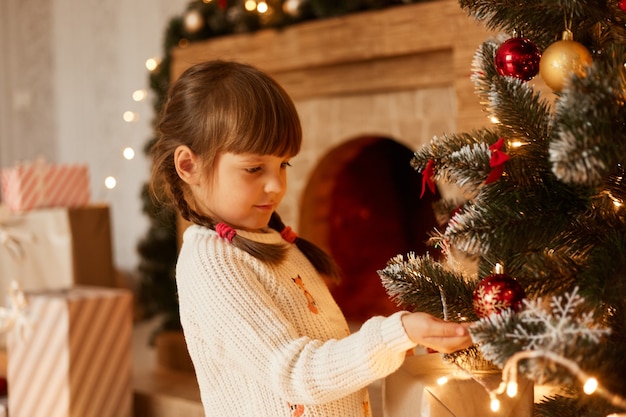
[0,160,133,417]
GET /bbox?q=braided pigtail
[269,213,342,282]
[209,221,286,264]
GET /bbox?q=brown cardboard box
[382,353,533,417]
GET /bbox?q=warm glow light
[257,1,268,13]
[613,198,623,208]
[123,111,139,122]
[490,116,500,124]
[244,0,256,11]
[202,0,212,3]
[123,147,135,160]
[132,89,147,102]
[583,377,598,395]
[490,398,501,412]
[145,58,160,71]
[506,381,518,397]
[510,140,526,148]
[436,376,448,386]
[104,176,117,189]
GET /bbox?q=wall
[0,0,188,271]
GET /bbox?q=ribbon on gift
[0,205,35,260]
[421,159,437,198]
[0,280,31,339]
[0,205,35,261]
[485,138,509,184]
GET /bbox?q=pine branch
[377,253,476,321]
[469,288,611,384]
[459,0,624,50]
[550,45,626,187]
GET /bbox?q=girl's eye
[281,162,292,169]
[245,167,262,173]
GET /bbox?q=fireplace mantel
[172,0,493,133]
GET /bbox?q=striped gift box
[0,161,90,212]
[7,287,133,417]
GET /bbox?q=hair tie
[280,226,298,244]
[215,223,237,242]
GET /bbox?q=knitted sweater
[176,224,416,417]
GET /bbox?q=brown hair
[150,60,340,280]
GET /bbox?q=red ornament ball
[620,0,626,12]
[473,272,526,318]
[495,37,542,81]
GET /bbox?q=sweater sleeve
[176,228,416,405]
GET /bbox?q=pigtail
[269,213,342,282]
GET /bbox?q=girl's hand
[401,312,473,353]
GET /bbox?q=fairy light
[584,377,598,395]
[509,140,526,148]
[245,0,256,11]
[506,381,518,397]
[499,350,626,410]
[490,396,501,412]
[145,57,160,72]
[122,147,135,160]
[123,111,139,122]
[132,89,147,102]
[257,1,269,13]
[104,176,117,190]
[436,376,449,386]
[490,116,500,124]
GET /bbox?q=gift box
[6,287,133,417]
[0,205,116,304]
[0,160,90,212]
[382,353,533,417]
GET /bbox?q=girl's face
[195,152,291,231]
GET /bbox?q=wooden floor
[132,319,383,417]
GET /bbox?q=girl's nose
[265,172,286,194]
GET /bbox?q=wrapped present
[382,353,533,417]
[6,287,133,417]
[0,205,116,304]
[0,160,90,212]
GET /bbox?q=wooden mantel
[171,0,494,133]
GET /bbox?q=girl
[150,60,472,417]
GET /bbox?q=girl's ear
[174,145,201,185]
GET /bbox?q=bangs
[220,71,302,157]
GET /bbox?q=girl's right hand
[401,312,473,353]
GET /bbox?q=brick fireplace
[172,0,493,320]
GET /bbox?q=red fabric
[420,159,436,198]
[485,138,509,184]
[215,223,237,242]
[280,226,298,244]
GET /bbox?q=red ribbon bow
[420,159,436,198]
[485,138,509,184]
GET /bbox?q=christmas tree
[378,0,626,416]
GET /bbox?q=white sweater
[176,225,416,416]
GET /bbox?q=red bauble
[620,0,626,12]
[473,271,526,318]
[495,37,542,81]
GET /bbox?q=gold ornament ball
[539,39,592,91]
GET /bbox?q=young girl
[150,60,472,417]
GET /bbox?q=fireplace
[172,0,493,320]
